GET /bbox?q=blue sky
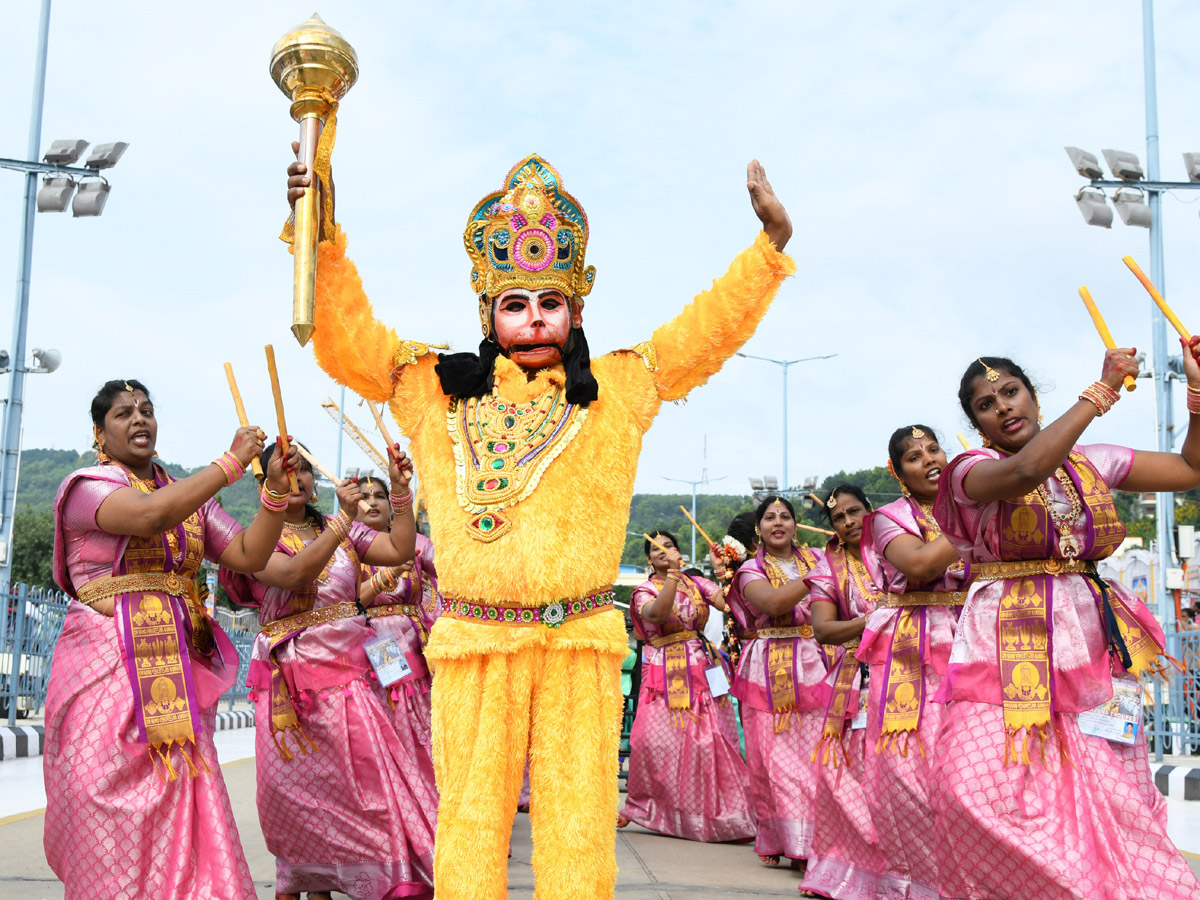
[1,1,1199,495]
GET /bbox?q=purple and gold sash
[994,451,1126,763]
[812,545,880,766]
[876,500,965,755]
[114,467,211,781]
[756,546,820,732]
[259,528,359,758]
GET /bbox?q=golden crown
[464,155,596,305]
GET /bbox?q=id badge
[705,664,731,699]
[1077,677,1143,745]
[364,635,412,687]
[851,690,869,730]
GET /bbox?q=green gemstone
[490,458,505,470]
[480,516,494,531]
[504,415,516,428]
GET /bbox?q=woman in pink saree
[356,475,439,814]
[859,425,966,899]
[221,443,426,900]
[725,496,828,869]
[45,378,295,900]
[617,530,755,842]
[799,484,887,899]
[931,351,1200,900]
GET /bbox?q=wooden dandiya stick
[1078,286,1137,391]
[294,444,369,515]
[1124,255,1192,341]
[957,433,971,451]
[678,505,717,549]
[264,345,299,493]
[365,399,398,460]
[808,492,824,508]
[222,363,264,478]
[797,522,835,537]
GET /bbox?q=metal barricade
[1,583,69,726]
[221,627,256,710]
[1148,629,1200,759]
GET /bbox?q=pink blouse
[932,443,1161,711]
[631,573,718,684]
[728,552,830,712]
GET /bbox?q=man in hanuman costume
[287,152,793,899]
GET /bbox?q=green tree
[11,505,54,588]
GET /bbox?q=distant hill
[14,448,262,524]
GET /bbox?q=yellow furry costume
[305,156,794,900]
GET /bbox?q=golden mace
[270,14,359,346]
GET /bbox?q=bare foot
[759,854,781,866]
[616,814,631,828]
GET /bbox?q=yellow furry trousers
[430,641,624,900]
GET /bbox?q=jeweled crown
[464,155,596,303]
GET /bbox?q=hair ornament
[826,495,838,509]
[911,427,925,439]
[978,359,1000,383]
[464,155,595,336]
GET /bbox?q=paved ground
[1,737,1198,898]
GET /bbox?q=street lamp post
[736,352,836,493]
[663,474,726,564]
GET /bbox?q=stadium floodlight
[748,477,765,491]
[1113,187,1152,228]
[1065,147,1104,180]
[1074,187,1113,228]
[1183,152,1200,183]
[84,141,129,170]
[36,176,76,212]
[763,476,779,491]
[72,179,111,217]
[1102,149,1144,181]
[43,140,89,166]
[28,348,62,374]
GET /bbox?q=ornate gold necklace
[1036,467,1083,559]
[447,384,587,542]
[762,552,797,589]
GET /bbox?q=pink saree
[858,498,966,899]
[799,541,887,899]
[362,532,439,817]
[44,465,256,900]
[619,572,755,842]
[222,521,435,900]
[930,444,1200,900]
[726,547,829,860]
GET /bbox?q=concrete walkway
[2,750,1198,898]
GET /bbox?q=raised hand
[337,478,365,520]
[264,442,299,498]
[230,426,267,469]
[286,141,333,239]
[747,159,792,251]
[1100,347,1139,392]
[388,445,414,493]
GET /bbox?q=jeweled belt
[75,571,198,607]
[648,630,698,648]
[742,625,815,640]
[368,603,420,619]
[877,589,967,608]
[442,588,615,629]
[972,558,1094,581]
[260,601,361,639]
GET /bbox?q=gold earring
[899,481,911,498]
[976,429,994,449]
[95,443,110,465]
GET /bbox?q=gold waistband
[369,603,420,619]
[972,558,1094,581]
[742,625,815,640]
[261,601,360,639]
[75,571,198,606]
[648,630,698,648]
[877,590,967,608]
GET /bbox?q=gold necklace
[1036,467,1083,558]
[762,552,796,589]
[282,519,313,533]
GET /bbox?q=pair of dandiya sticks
[1081,255,1190,392]
[222,346,409,516]
[642,505,835,565]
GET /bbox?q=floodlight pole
[737,353,837,494]
[0,0,52,595]
[663,474,726,563]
